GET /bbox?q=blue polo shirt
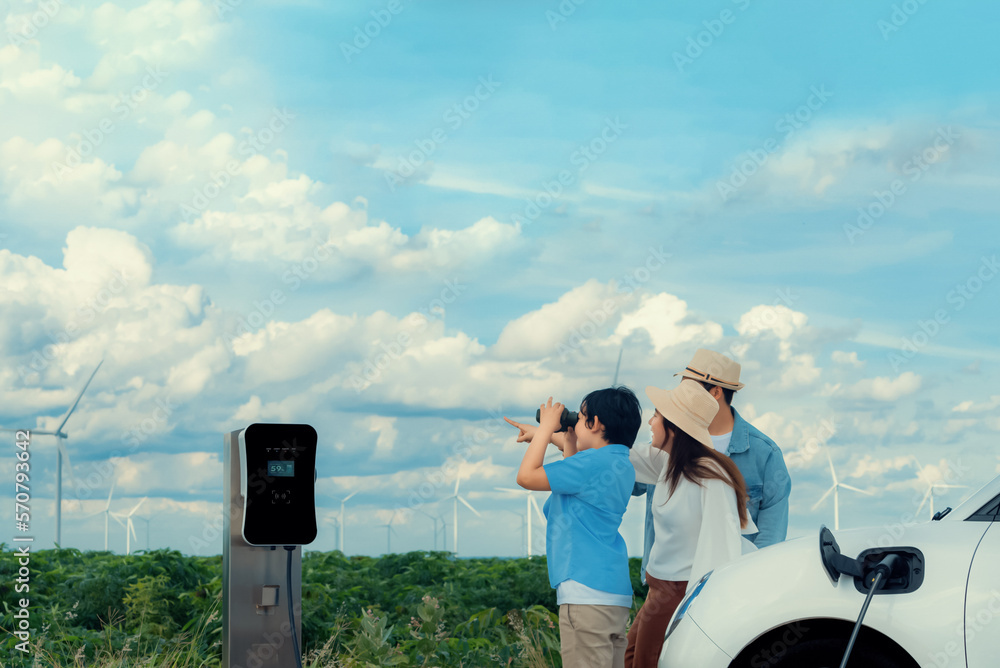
[542,444,635,596]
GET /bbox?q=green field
[1,547,648,667]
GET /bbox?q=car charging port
[818,527,926,668]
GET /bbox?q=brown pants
[623,574,688,668]
[559,603,630,668]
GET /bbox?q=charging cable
[285,546,303,668]
[838,554,902,668]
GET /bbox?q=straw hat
[675,348,745,391]
[645,379,719,449]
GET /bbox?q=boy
[513,387,642,668]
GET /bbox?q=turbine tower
[495,487,545,557]
[85,480,116,550]
[2,359,103,547]
[380,510,399,554]
[812,446,871,530]
[447,469,480,556]
[338,490,358,553]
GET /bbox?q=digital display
[268,461,294,477]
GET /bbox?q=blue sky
[1,0,998,558]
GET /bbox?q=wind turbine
[337,490,358,554]
[379,510,399,554]
[495,487,546,557]
[136,515,152,552]
[910,457,968,520]
[85,480,116,550]
[2,359,103,547]
[414,508,442,550]
[447,469,480,556]
[811,447,871,530]
[112,497,147,555]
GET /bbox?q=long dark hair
[659,416,749,529]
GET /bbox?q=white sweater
[630,443,755,591]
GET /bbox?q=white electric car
[658,473,1000,667]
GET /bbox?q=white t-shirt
[710,432,732,455]
[557,579,633,607]
[629,443,755,591]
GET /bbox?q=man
[634,349,790,577]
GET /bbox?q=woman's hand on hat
[503,417,536,443]
[538,397,564,433]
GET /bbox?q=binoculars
[535,407,579,433]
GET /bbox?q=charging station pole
[222,428,304,668]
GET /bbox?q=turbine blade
[811,485,836,511]
[129,520,137,542]
[916,487,932,515]
[824,447,838,485]
[494,487,527,494]
[839,484,872,495]
[529,495,545,523]
[458,496,481,517]
[612,346,623,386]
[342,490,359,503]
[56,359,104,434]
[105,480,116,510]
[454,476,460,495]
[111,513,127,527]
[130,497,148,516]
[932,484,969,490]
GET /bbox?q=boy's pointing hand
[503,416,536,443]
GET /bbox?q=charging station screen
[268,461,294,477]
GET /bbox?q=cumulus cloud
[173,168,520,272]
[848,454,915,479]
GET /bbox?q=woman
[624,379,754,668]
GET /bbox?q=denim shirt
[633,406,791,579]
[728,407,790,548]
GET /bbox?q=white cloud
[614,293,724,355]
[848,454,914,479]
[494,280,625,359]
[368,416,398,460]
[0,137,139,222]
[952,395,1000,413]
[831,350,865,368]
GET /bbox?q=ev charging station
[223,423,318,668]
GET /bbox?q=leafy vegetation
[0,547,647,667]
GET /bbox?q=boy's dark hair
[580,386,642,448]
[702,382,735,406]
